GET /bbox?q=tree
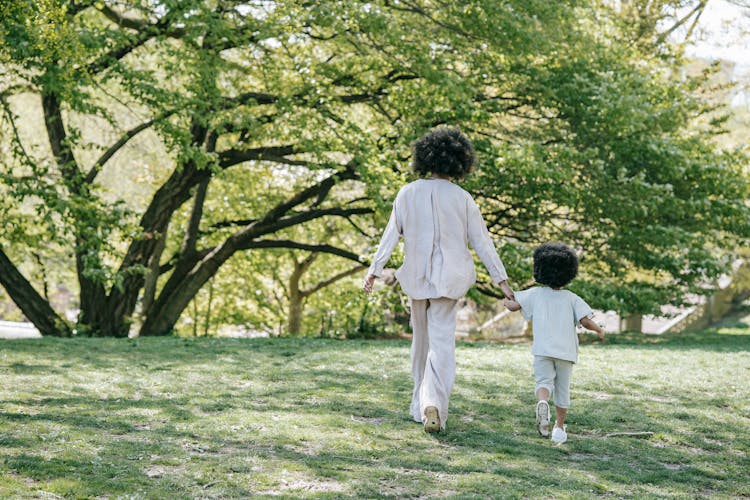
[0,0,556,336]
[0,0,747,337]
[465,1,750,314]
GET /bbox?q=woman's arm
[363,204,401,295]
[466,198,513,299]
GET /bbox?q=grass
[1,310,749,498]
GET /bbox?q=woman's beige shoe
[424,406,440,433]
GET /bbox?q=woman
[363,126,514,432]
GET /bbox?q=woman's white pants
[408,297,458,430]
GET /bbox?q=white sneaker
[536,401,550,437]
[551,425,567,444]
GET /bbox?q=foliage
[461,3,750,314]
[0,0,748,336]
[1,317,750,497]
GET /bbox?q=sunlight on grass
[1,327,748,498]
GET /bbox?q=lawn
[1,312,749,498]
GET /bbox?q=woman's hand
[363,274,376,295]
[498,280,515,301]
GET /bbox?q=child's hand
[363,274,376,295]
[504,299,521,312]
[597,330,605,341]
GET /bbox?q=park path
[0,320,42,339]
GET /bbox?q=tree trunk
[138,242,233,335]
[42,89,126,336]
[114,121,212,333]
[111,162,209,327]
[0,246,71,337]
[77,294,131,337]
[141,224,169,320]
[287,255,315,335]
[288,292,304,336]
[203,277,214,336]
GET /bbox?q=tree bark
[42,89,122,335]
[287,254,317,335]
[141,223,169,321]
[108,147,211,335]
[0,246,71,337]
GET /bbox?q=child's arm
[579,316,605,340]
[504,299,521,312]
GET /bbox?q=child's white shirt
[515,286,593,363]
[367,178,508,300]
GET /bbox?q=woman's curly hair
[533,242,579,288]
[411,126,476,179]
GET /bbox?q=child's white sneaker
[551,425,567,444]
[535,401,550,437]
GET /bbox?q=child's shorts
[533,356,574,409]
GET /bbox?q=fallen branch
[604,431,654,438]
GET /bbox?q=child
[504,242,604,444]
[363,126,515,433]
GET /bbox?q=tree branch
[85,110,177,183]
[216,74,420,115]
[183,178,210,255]
[0,94,36,169]
[0,245,71,337]
[250,207,372,239]
[217,145,301,168]
[86,6,186,74]
[657,1,707,44]
[301,264,367,297]
[239,239,367,265]
[98,4,152,31]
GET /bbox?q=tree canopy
[0,0,747,337]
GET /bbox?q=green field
[1,312,749,498]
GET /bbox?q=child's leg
[555,406,567,428]
[409,299,429,423]
[533,356,555,403]
[552,359,574,429]
[533,356,555,436]
[536,387,550,402]
[418,297,458,430]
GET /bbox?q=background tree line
[0,0,748,337]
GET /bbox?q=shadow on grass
[1,331,748,497]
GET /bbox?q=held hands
[504,299,521,312]
[362,274,376,295]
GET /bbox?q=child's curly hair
[533,242,579,288]
[411,126,476,179]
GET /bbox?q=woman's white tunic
[368,179,508,299]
